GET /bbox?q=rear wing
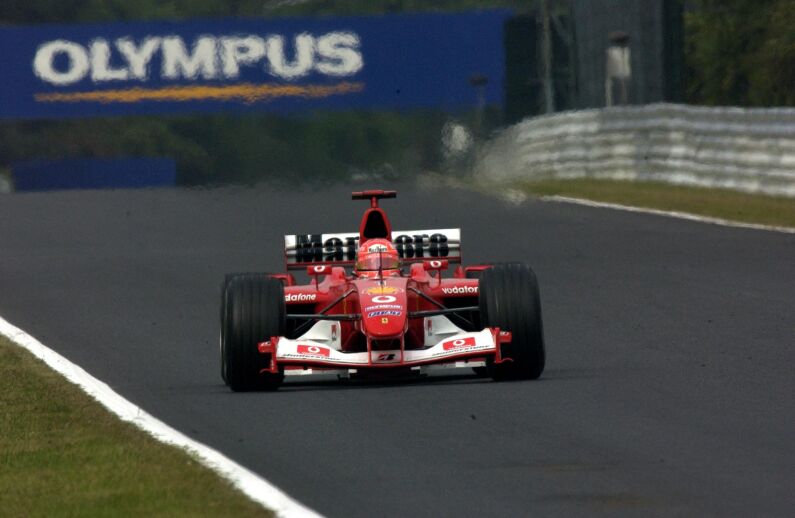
[285,229,461,270]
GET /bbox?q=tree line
[685,0,795,106]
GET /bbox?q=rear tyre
[479,263,545,381]
[220,274,285,391]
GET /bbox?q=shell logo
[364,286,399,295]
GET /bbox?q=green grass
[518,178,795,228]
[0,167,11,193]
[0,336,272,517]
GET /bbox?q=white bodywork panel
[423,314,468,346]
[292,320,342,350]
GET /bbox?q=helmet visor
[356,253,399,271]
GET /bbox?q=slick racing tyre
[479,263,545,381]
[221,274,285,391]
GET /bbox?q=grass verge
[0,167,11,193]
[517,178,795,228]
[0,335,272,517]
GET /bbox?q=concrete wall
[475,104,795,198]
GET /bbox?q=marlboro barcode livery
[220,190,545,390]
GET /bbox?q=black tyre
[479,263,545,380]
[220,274,285,391]
[464,264,493,279]
[219,272,264,384]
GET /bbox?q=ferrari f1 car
[220,190,545,391]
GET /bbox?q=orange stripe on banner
[34,82,365,104]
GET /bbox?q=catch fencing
[475,103,795,197]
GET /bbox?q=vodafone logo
[442,337,476,350]
[441,286,478,295]
[429,260,443,268]
[371,295,397,304]
[285,293,317,302]
[297,344,330,357]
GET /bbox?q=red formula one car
[220,190,545,391]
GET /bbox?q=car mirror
[422,259,448,272]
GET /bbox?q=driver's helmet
[355,238,400,276]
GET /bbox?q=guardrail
[475,103,795,197]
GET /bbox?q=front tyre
[479,263,545,380]
[221,275,285,391]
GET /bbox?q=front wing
[258,328,511,376]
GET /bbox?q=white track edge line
[0,315,322,518]
[541,195,795,234]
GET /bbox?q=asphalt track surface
[1,181,793,517]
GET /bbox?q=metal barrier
[475,103,795,197]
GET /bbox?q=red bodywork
[258,190,512,377]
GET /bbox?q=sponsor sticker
[296,344,330,357]
[367,310,402,318]
[442,337,476,350]
[363,304,402,312]
[364,286,400,295]
[367,243,389,252]
[371,295,397,304]
[441,286,478,295]
[285,292,317,302]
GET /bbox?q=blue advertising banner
[0,11,509,120]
